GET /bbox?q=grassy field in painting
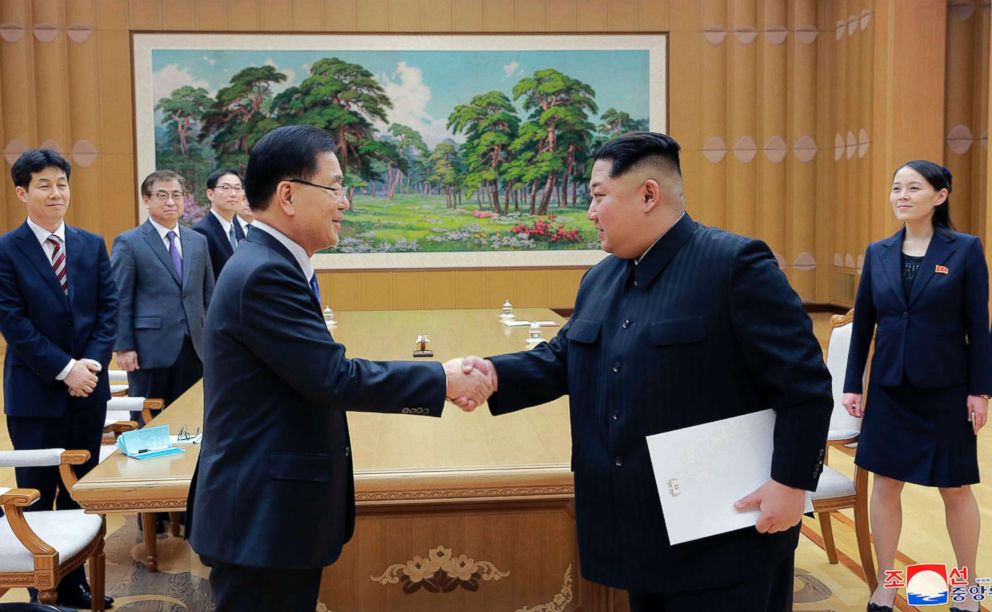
[327,194,598,253]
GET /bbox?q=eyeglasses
[214,184,243,194]
[151,191,185,202]
[287,179,348,203]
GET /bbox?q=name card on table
[116,425,186,460]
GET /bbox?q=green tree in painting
[200,65,286,168]
[513,69,598,215]
[427,141,461,208]
[155,85,214,219]
[157,86,212,157]
[597,108,648,138]
[448,91,520,215]
[386,124,430,199]
[271,57,392,191]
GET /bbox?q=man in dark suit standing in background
[460,132,833,611]
[192,168,245,281]
[112,170,214,409]
[0,149,117,610]
[188,125,493,611]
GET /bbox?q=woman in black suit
[844,161,992,612]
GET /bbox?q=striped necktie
[47,235,68,295]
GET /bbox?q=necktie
[47,235,68,295]
[309,273,321,304]
[166,230,183,279]
[228,224,238,250]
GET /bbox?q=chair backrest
[824,310,862,436]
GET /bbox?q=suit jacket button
[344,446,351,457]
[612,362,621,373]
[615,456,623,467]
[622,319,631,329]
[902,311,908,318]
[612,411,620,421]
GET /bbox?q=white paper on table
[646,409,814,545]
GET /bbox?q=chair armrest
[0,487,40,508]
[104,421,138,435]
[144,398,165,424]
[59,450,92,493]
[0,489,58,558]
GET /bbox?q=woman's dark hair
[895,160,955,230]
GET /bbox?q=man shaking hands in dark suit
[187,125,491,612]
[458,132,832,612]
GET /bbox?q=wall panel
[0,0,987,312]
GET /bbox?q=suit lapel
[878,230,906,309]
[209,213,235,257]
[142,221,182,286]
[178,226,195,289]
[64,226,83,306]
[908,229,955,307]
[13,222,71,311]
[248,229,320,313]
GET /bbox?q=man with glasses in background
[112,170,214,410]
[194,168,246,281]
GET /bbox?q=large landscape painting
[133,34,666,268]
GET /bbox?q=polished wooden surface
[73,308,571,511]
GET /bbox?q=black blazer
[487,214,832,592]
[0,222,118,417]
[844,227,992,395]
[192,211,244,281]
[188,227,446,569]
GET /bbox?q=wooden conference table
[73,308,622,611]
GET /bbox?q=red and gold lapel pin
[935,265,949,275]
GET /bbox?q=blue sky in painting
[152,48,650,147]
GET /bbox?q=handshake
[443,356,497,412]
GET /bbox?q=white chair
[0,449,107,611]
[108,369,128,397]
[809,309,875,592]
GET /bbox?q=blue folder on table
[116,425,186,460]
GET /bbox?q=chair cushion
[108,370,128,384]
[812,465,856,500]
[106,397,145,412]
[0,450,65,469]
[104,410,134,427]
[827,429,860,442]
[0,510,102,572]
[98,445,118,463]
[109,384,129,394]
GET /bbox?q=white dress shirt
[25,217,100,381]
[149,218,183,257]
[211,209,236,243]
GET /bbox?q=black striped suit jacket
[488,212,832,593]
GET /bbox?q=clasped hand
[65,359,101,398]
[442,355,498,412]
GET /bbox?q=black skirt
[855,380,979,487]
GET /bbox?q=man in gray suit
[112,170,214,408]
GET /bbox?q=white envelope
[646,409,814,545]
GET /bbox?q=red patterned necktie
[47,235,68,294]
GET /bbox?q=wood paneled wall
[0,0,988,310]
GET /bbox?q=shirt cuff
[56,359,76,381]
